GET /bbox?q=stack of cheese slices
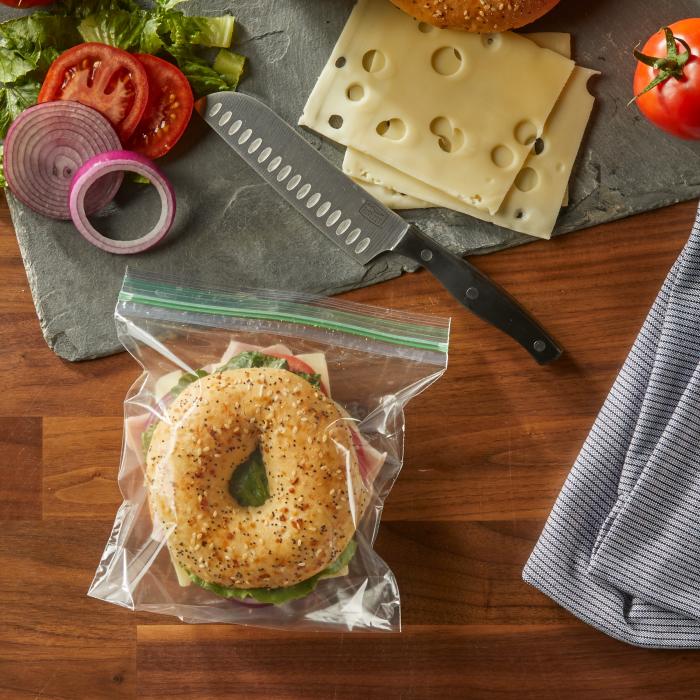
[299,0,598,240]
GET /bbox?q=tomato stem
[630,27,692,105]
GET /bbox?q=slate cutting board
[5,0,700,361]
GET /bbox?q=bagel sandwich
[128,344,386,604]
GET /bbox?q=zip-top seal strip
[118,269,450,360]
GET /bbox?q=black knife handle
[394,226,562,365]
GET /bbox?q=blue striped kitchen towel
[523,212,700,648]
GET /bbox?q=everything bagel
[146,367,368,591]
[389,0,561,32]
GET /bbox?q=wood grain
[136,625,700,700]
[2,194,700,699]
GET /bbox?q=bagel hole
[228,448,270,507]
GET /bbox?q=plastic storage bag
[89,270,450,631]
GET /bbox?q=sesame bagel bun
[146,368,368,591]
[389,0,561,32]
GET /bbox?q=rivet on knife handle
[394,226,562,365]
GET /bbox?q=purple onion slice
[5,101,123,220]
[69,150,175,255]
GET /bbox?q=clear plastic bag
[89,270,450,631]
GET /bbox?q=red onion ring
[69,150,176,255]
[4,101,123,220]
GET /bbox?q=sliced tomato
[127,54,194,159]
[38,43,148,142]
[0,1,53,5]
[266,353,317,376]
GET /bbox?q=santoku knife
[197,92,562,365]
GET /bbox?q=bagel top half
[389,0,561,32]
[146,367,368,590]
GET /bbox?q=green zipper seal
[118,283,449,354]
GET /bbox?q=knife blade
[197,91,562,365]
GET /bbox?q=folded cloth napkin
[523,210,700,648]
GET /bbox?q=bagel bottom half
[146,367,368,592]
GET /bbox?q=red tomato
[38,43,149,142]
[267,353,317,376]
[633,20,700,139]
[126,54,194,159]
[0,1,53,5]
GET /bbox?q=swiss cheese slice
[350,178,431,210]
[299,0,574,215]
[344,33,596,238]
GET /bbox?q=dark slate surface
[5,0,700,360]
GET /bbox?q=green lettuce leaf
[187,540,358,604]
[0,14,79,80]
[164,13,234,48]
[57,0,140,19]
[0,79,39,138]
[212,48,244,89]
[293,371,322,391]
[228,448,270,507]
[140,16,164,54]
[165,44,234,97]
[141,421,157,456]
[169,368,209,399]
[0,48,35,84]
[78,10,149,51]
[215,351,288,373]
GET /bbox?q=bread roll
[389,0,561,33]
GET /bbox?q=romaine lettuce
[187,540,358,604]
[0,0,246,170]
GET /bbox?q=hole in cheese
[376,118,406,140]
[481,34,502,49]
[533,138,545,155]
[417,22,434,33]
[328,114,344,129]
[429,117,464,153]
[491,145,514,168]
[335,56,346,68]
[514,209,525,219]
[514,120,538,146]
[362,49,386,73]
[514,167,539,192]
[431,47,463,76]
[346,84,365,101]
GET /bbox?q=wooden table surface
[3,196,700,699]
